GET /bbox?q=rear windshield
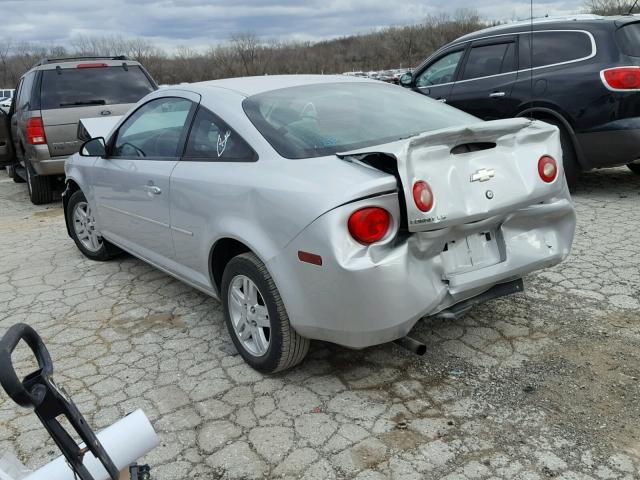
[616,22,640,57]
[243,82,478,159]
[40,65,155,110]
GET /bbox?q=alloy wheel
[227,275,271,357]
[72,201,103,252]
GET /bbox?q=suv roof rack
[34,55,131,67]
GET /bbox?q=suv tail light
[601,67,640,91]
[348,207,391,245]
[76,63,109,69]
[412,181,434,212]
[26,117,47,145]
[538,155,558,183]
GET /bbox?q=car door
[0,109,15,167]
[449,37,519,119]
[411,47,467,103]
[91,94,199,265]
[169,105,258,290]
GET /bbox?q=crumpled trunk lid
[340,118,566,232]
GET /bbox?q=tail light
[412,181,434,212]
[601,67,640,91]
[348,207,391,245]
[26,117,46,145]
[538,155,558,183]
[77,63,109,69]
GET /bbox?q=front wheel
[628,163,640,175]
[66,190,121,261]
[221,252,309,373]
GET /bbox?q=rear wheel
[221,252,309,373]
[67,190,121,261]
[25,160,53,204]
[628,163,640,175]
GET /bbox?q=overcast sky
[2,0,588,50]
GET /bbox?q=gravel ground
[0,168,639,480]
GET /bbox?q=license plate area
[441,230,503,275]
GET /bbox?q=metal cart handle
[0,323,53,408]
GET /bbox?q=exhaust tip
[394,336,427,356]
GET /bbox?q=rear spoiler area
[339,118,566,233]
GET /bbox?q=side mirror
[399,73,413,88]
[80,137,106,157]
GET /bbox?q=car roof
[453,14,635,44]
[189,74,380,97]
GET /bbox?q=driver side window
[113,97,193,158]
[415,50,465,88]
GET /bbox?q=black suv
[400,14,640,185]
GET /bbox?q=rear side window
[519,31,593,69]
[617,23,640,57]
[462,42,517,80]
[184,107,256,161]
[17,73,35,110]
[40,65,155,110]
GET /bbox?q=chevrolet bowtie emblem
[470,168,496,183]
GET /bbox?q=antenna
[529,0,534,120]
[628,0,639,15]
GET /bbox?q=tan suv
[0,56,157,204]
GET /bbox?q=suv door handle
[144,185,162,195]
[490,92,506,98]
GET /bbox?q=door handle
[490,92,506,98]
[144,185,162,195]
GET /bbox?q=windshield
[41,65,155,110]
[242,82,478,159]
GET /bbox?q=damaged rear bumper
[267,192,576,349]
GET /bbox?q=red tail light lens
[538,155,558,183]
[601,67,640,91]
[348,207,391,245]
[412,181,434,212]
[26,117,46,145]
[76,63,109,69]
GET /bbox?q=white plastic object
[25,410,158,480]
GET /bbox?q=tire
[6,164,25,183]
[66,190,121,261]
[221,252,310,373]
[628,163,640,175]
[25,160,53,204]
[542,118,580,188]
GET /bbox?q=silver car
[63,75,576,372]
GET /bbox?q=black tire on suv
[25,160,53,204]
[543,118,581,187]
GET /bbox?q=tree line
[0,10,486,87]
[0,1,637,88]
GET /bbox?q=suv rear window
[40,65,155,110]
[616,22,640,57]
[519,31,593,69]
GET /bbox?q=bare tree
[0,10,487,86]
[585,0,639,14]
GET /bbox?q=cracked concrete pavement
[0,168,639,479]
